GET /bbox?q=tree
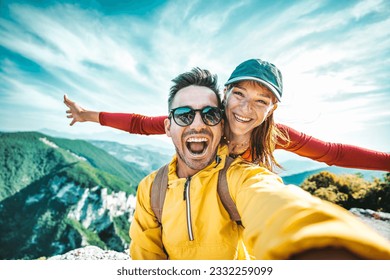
[301,171,388,211]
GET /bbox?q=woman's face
[224,80,277,137]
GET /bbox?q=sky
[1,0,390,161]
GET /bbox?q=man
[129,68,390,260]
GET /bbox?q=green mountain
[0,131,147,201]
[0,131,146,259]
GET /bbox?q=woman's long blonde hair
[249,110,289,171]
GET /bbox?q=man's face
[165,85,223,178]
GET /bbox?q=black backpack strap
[217,156,242,225]
[150,164,169,224]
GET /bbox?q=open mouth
[186,137,209,155]
[233,113,251,123]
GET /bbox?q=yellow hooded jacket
[130,145,390,260]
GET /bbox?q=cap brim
[224,76,281,102]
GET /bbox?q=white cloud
[1,0,389,151]
[351,0,385,19]
[1,76,62,112]
[4,4,139,74]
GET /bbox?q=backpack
[150,156,242,225]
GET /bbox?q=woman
[64,59,390,172]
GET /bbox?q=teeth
[187,137,208,142]
[234,114,250,122]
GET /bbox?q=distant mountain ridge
[276,159,326,177]
[89,140,172,173]
[39,128,174,151]
[282,165,387,186]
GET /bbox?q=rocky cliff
[0,132,140,260]
[0,173,136,259]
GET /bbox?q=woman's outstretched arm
[99,112,166,135]
[276,123,390,172]
[64,96,389,171]
[64,95,166,135]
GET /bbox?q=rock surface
[349,208,390,241]
[48,245,130,260]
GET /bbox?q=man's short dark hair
[168,67,221,111]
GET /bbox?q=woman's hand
[64,94,99,125]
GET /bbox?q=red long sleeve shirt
[99,112,390,172]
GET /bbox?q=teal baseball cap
[224,59,283,102]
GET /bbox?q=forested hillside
[0,132,147,201]
[0,132,143,259]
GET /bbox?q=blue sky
[1,0,389,158]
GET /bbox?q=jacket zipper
[183,177,194,241]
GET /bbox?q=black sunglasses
[169,106,223,127]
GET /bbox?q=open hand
[64,94,88,126]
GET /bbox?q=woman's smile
[233,113,251,123]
